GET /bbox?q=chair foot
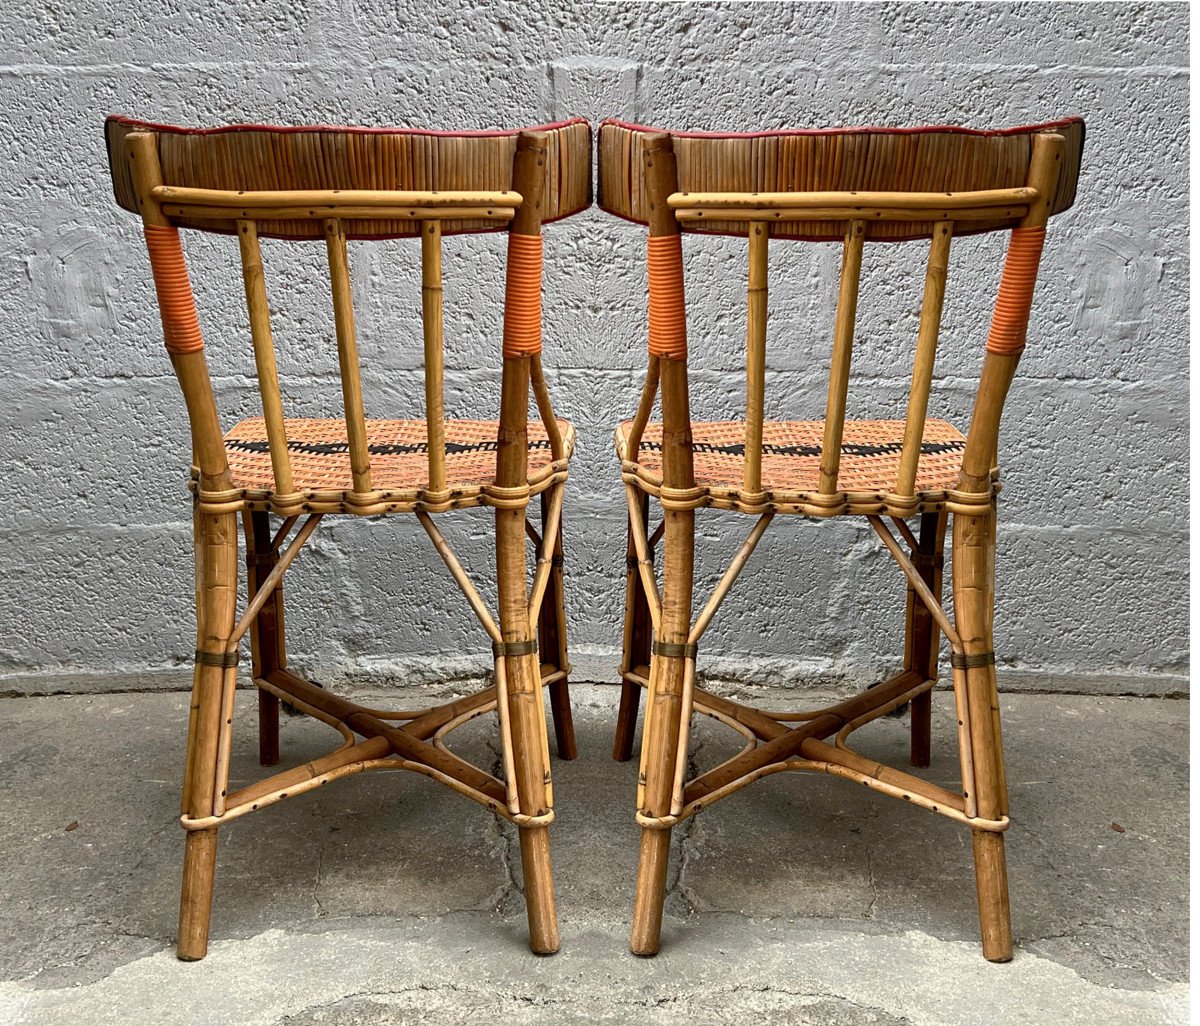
[177,828,219,961]
[549,680,577,761]
[518,825,560,954]
[629,825,672,955]
[972,829,1013,962]
[612,681,641,762]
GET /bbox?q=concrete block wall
[0,2,1187,695]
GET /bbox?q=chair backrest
[597,117,1085,510]
[105,115,592,506]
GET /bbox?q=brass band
[951,650,995,669]
[493,639,539,658]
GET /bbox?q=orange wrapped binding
[985,226,1046,355]
[502,232,543,358]
[143,224,204,355]
[647,235,687,360]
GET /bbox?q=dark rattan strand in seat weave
[200,416,574,513]
[616,418,974,514]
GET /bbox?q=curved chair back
[105,116,592,510]
[598,117,1084,514]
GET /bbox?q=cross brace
[189,487,568,835]
[624,508,1006,833]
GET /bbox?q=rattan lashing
[109,117,590,961]
[604,118,1083,963]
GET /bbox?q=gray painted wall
[0,2,1187,696]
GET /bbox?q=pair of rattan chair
[105,112,1083,964]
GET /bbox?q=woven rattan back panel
[598,118,1083,241]
[107,116,592,240]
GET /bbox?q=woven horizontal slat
[598,117,1084,241]
[106,116,592,239]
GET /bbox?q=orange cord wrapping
[647,234,687,360]
[985,227,1046,356]
[502,233,543,358]
[143,224,204,355]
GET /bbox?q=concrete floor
[0,682,1188,1024]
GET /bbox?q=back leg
[614,490,652,761]
[244,510,285,766]
[952,505,1012,962]
[905,510,947,768]
[178,509,239,960]
[537,488,576,760]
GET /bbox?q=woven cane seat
[193,417,574,515]
[616,418,982,516]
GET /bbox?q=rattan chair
[105,115,592,958]
[597,117,1084,960]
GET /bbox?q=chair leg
[614,491,651,762]
[630,492,694,956]
[507,659,559,953]
[630,647,692,955]
[952,504,1013,962]
[244,511,283,767]
[905,510,947,768]
[631,821,673,955]
[537,491,576,761]
[178,508,239,961]
[514,798,558,956]
[497,497,559,954]
[612,684,642,763]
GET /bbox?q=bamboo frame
[896,224,953,497]
[153,186,522,208]
[625,484,663,630]
[237,221,294,497]
[743,226,767,497]
[325,219,373,494]
[492,131,560,954]
[421,221,447,494]
[536,485,576,760]
[112,121,583,962]
[155,187,519,225]
[630,133,696,956]
[245,511,284,767]
[668,187,1038,210]
[818,220,865,494]
[905,512,947,768]
[614,490,653,762]
[672,204,1030,224]
[163,204,517,223]
[608,123,1075,964]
